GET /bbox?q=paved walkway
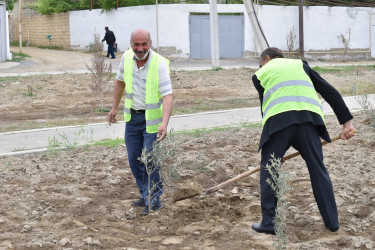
[1,50,375,77]
[0,94,374,156]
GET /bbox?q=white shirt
[116,50,172,110]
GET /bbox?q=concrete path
[2,60,375,77]
[1,94,374,156]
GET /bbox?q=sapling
[86,33,112,110]
[286,26,296,58]
[139,131,182,213]
[351,82,375,126]
[265,154,292,250]
[337,28,351,58]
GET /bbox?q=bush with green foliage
[32,0,157,14]
[30,0,374,15]
[101,0,155,12]
[5,0,18,11]
[33,0,77,14]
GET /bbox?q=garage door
[189,14,244,59]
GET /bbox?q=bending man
[251,47,355,235]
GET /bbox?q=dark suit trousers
[260,122,339,230]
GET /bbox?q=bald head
[130,29,151,44]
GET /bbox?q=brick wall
[9,7,70,49]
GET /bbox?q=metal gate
[189,14,244,59]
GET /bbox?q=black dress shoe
[252,222,276,235]
[131,199,145,207]
[141,205,162,216]
[329,227,339,232]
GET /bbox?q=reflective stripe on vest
[123,49,169,133]
[255,58,325,127]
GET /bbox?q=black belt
[131,109,145,114]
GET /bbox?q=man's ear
[265,55,272,63]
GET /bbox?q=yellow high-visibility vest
[255,58,325,127]
[123,49,170,133]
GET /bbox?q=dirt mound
[172,182,203,202]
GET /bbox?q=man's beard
[133,49,150,60]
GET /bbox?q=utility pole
[244,0,269,52]
[19,0,22,53]
[156,0,159,53]
[209,0,220,69]
[299,0,304,59]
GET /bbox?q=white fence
[69,4,375,58]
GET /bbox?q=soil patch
[0,112,374,249]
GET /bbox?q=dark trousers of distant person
[106,43,115,59]
[125,109,163,208]
[259,122,339,231]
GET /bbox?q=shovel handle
[204,166,260,195]
[204,135,341,195]
[283,135,341,161]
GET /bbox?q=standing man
[108,29,172,216]
[251,47,355,235]
[102,26,116,59]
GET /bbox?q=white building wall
[69,4,374,58]
[69,4,252,57]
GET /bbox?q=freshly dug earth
[0,112,374,249]
[172,182,203,202]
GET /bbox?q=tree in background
[30,0,375,15]
[33,0,77,14]
[101,0,155,12]
[5,0,18,11]
[32,0,156,14]
[75,0,101,10]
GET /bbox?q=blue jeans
[106,43,115,58]
[125,110,163,207]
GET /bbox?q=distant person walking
[102,26,116,59]
[108,29,173,216]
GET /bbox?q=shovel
[173,135,341,202]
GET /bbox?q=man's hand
[340,120,355,140]
[157,94,172,142]
[157,124,168,142]
[108,109,118,126]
